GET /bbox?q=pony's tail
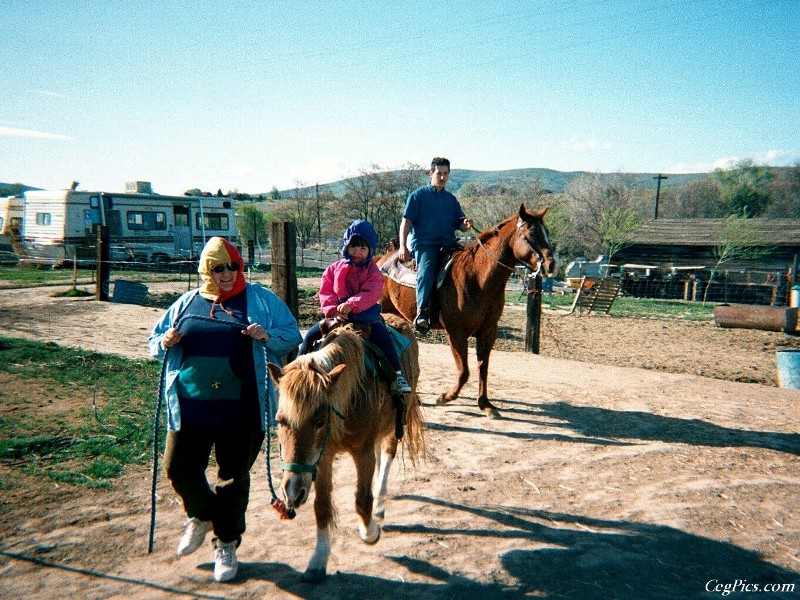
[401,392,427,467]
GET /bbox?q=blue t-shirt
[403,184,466,250]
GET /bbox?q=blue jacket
[147,283,302,431]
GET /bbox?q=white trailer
[20,183,237,265]
[0,195,24,264]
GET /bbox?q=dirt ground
[0,283,798,599]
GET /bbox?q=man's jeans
[414,244,439,316]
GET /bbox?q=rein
[280,404,346,481]
[470,222,543,278]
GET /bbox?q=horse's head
[512,204,557,277]
[267,357,348,511]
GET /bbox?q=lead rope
[148,348,168,553]
[266,423,295,519]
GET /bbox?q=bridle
[279,403,345,481]
[470,218,546,278]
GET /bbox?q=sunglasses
[211,263,240,274]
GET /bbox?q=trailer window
[127,211,167,231]
[196,212,229,231]
[36,213,52,226]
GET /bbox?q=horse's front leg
[353,444,380,544]
[304,457,335,583]
[437,333,469,405]
[373,435,398,523]
[475,326,500,418]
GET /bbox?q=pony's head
[267,329,365,510]
[512,204,557,277]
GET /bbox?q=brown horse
[379,203,556,417]
[266,315,425,583]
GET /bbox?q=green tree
[235,202,269,248]
[703,215,773,303]
[713,160,774,217]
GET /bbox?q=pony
[266,314,425,583]
[379,203,556,418]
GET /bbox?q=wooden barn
[611,218,800,305]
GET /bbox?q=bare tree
[561,173,646,264]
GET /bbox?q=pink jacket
[319,258,384,322]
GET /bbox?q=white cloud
[559,136,613,152]
[285,155,351,188]
[0,126,73,141]
[667,150,800,174]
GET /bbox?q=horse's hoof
[361,522,381,544]
[482,407,500,419]
[479,401,500,418]
[436,394,455,405]
[302,568,327,583]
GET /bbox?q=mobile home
[21,182,237,265]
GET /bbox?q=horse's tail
[385,312,427,466]
[401,391,426,467]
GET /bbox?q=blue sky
[2,0,798,196]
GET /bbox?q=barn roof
[631,218,800,247]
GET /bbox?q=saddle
[314,318,411,439]
[379,244,464,290]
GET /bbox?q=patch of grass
[0,265,79,285]
[0,337,163,488]
[506,289,714,321]
[55,288,94,298]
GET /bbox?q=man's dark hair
[430,157,450,171]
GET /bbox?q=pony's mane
[277,327,368,439]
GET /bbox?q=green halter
[280,404,345,481]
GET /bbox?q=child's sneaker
[393,372,412,394]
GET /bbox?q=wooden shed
[611,218,800,305]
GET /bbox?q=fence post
[271,221,299,314]
[96,225,110,301]
[524,274,543,354]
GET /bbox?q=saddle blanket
[380,250,458,289]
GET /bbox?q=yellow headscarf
[198,237,246,313]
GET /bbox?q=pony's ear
[267,362,284,383]
[518,203,527,218]
[326,363,347,387]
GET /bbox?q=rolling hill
[275,167,705,197]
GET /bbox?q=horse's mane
[277,327,369,442]
[459,215,517,262]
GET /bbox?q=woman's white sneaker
[176,517,212,556]
[213,539,239,582]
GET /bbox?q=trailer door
[173,205,192,259]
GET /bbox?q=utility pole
[315,183,321,242]
[653,174,667,219]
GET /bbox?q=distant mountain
[274,168,706,198]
